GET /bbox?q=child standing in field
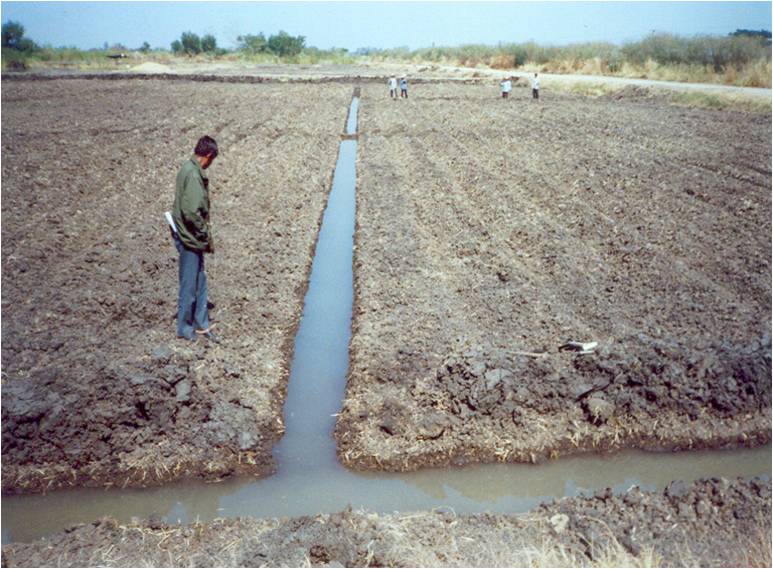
[500,78,512,98]
[388,76,398,99]
[532,73,540,100]
[400,76,408,98]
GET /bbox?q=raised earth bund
[2,478,770,567]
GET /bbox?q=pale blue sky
[1,1,771,51]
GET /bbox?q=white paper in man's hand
[164,211,178,234]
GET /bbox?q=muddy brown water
[2,95,770,545]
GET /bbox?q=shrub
[180,31,201,55]
[237,33,267,54]
[267,31,305,57]
[201,34,217,53]
[1,47,29,70]
[621,32,771,71]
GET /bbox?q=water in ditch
[2,95,771,545]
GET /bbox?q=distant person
[388,76,398,99]
[500,78,512,98]
[400,76,408,98]
[532,73,540,100]
[171,135,219,343]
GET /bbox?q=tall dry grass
[367,33,772,88]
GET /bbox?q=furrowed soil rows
[336,83,771,471]
[1,79,351,492]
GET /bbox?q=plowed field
[1,79,351,492]
[336,83,772,471]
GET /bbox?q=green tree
[2,20,24,48]
[180,31,201,55]
[2,20,36,52]
[237,33,267,54]
[730,29,772,39]
[171,39,182,54]
[201,34,217,53]
[267,30,305,57]
[139,41,151,53]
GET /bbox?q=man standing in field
[500,78,512,98]
[532,73,540,100]
[388,76,398,99]
[171,135,219,343]
[400,76,408,98]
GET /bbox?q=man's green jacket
[172,156,213,253]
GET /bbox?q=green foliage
[237,30,306,59]
[170,31,217,55]
[139,41,151,53]
[2,20,37,52]
[267,30,305,57]
[731,29,772,41]
[201,34,217,53]
[2,47,29,70]
[363,32,771,80]
[298,46,353,64]
[622,32,771,71]
[2,20,24,47]
[237,33,267,54]
[180,31,201,55]
[2,44,141,70]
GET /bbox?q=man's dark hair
[194,135,219,158]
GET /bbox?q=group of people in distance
[500,73,540,99]
[388,76,409,99]
[386,73,540,100]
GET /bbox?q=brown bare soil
[2,478,770,567]
[335,83,771,472]
[1,79,352,492]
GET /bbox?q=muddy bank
[2,478,769,567]
[1,79,351,493]
[336,83,771,472]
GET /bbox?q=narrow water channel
[2,95,770,545]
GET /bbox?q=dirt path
[335,82,771,472]
[2,478,769,567]
[429,63,773,99]
[535,71,772,98]
[1,79,351,492]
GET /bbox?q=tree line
[2,21,308,58]
[364,30,771,73]
[3,19,770,73]
[169,29,306,57]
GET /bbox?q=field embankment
[2,478,769,567]
[1,79,351,493]
[335,82,771,473]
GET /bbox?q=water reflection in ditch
[2,94,771,545]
